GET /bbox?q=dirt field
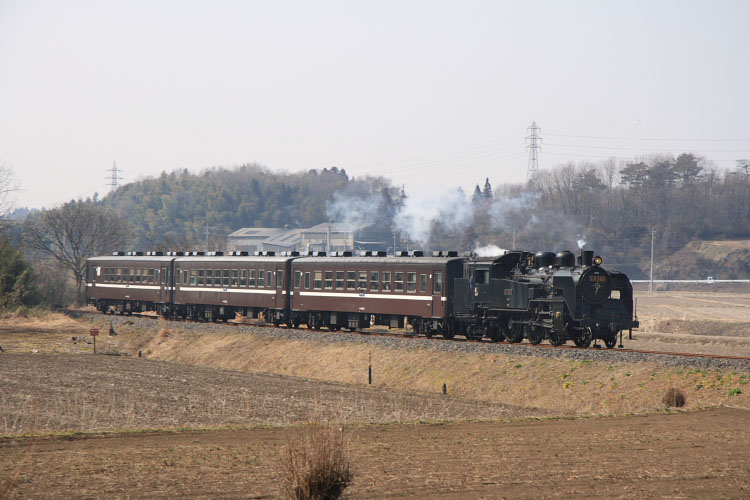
[2,407,748,499]
[0,354,540,436]
[1,291,749,498]
[629,290,750,357]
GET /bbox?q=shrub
[663,387,686,408]
[280,423,353,500]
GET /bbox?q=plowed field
[2,407,748,499]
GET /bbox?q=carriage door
[275,268,284,310]
[432,271,444,317]
[161,266,168,303]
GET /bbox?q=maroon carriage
[86,252,176,315]
[172,253,296,323]
[289,251,463,334]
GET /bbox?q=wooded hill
[97,154,750,280]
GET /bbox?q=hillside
[656,239,750,280]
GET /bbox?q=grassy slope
[128,326,749,416]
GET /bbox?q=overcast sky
[1,0,748,209]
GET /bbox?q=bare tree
[22,197,131,305]
[0,162,19,232]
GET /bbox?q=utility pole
[204,222,211,250]
[525,121,542,183]
[649,228,656,293]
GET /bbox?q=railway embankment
[79,313,750,416]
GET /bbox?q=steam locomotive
[86,248,638,348]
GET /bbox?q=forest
[98,153,750,280]
[2,154,750,308]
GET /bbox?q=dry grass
[280,423,353,500]
[129,328,750,415]
[663,387,687,408]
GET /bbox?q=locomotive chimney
[581,250,594,267]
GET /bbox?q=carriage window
[205,269,213,286]
[183,269,188,285]
[266,271,272,287]
[115,268,122,282]
[161,268,167,284]
[129,268,135,283]
[324,271,333,290]
[240,270,247,287]
[358,271,367,289]
[276,270,283,288]
[335,271,344,289]
[223,269,230,287]
[305,272,311,289]
[347,271,356,289]
[148,268,155,283]
[176,268,182,285]
[258,270,265,287]
[407,272,417,292]
[312,271,321,289]
[143,268,149,283]
[382,271,391,291]
[294,270,302,288]
[370,271,379,291]
[197,270,204,286]
[394,272,404,292]
[135,269,141,283]
[155,269,161,284]
[434,272,443,293]
[249,270,257,287]
[420,274,427,293]
[189,270,196,286]
[231,269,238,287]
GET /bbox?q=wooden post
[442,383,447,395]
[368,351,372,385]
[90,329,99,354]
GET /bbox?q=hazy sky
[1,0,749,209]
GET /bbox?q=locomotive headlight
[593,256,603,266]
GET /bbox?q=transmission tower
[107,161,122,192]
[525,121,542,183]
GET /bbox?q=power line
[545,132,750,143]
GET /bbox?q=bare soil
[630,290,750,357]
[2,407,748,499]
[0,354,540,436]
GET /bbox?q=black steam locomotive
[86,248,637,348]
[451,250,638,348]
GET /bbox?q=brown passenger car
[86,253,176,315]
[290,254,463,333]
[173,254,295,323]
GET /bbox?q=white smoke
[326,190,387,228]
[393,187,473,245]
[577,236,586,249]
[474,244,508,257]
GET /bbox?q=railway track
[71,309,750,362]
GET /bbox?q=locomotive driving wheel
[547,329,565,346]
[487,324,504,343]
[505,319,524,343]
[526,324,543,345]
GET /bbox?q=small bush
[663,387,686,408]
[281,423,353,500]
